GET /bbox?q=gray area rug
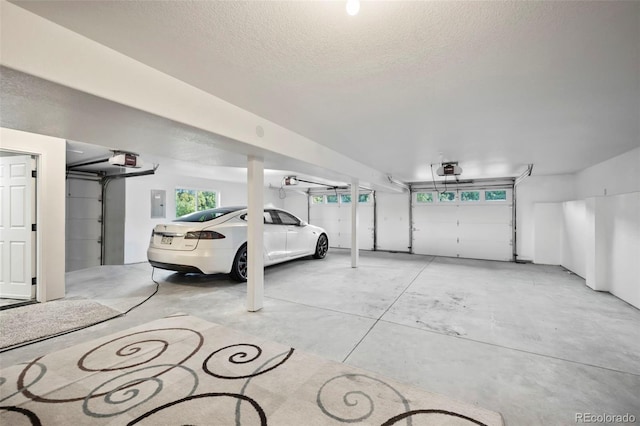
[0,315,503,425]
[0,299,122,350]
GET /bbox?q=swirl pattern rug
[0,315,503,425]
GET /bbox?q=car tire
[313,234,329,259]
[230,243,248,282]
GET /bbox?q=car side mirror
[299,221,308,227]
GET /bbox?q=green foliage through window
[176,189,196,217]
[311,195,324,204]
[485,190,507,201]
[461,191,480,202]
[341,194,351,203]
[175,188,216,218]
[439,192,456,202]
[326,194,338,203]
[359,194,370,202]
[416,193,433,203]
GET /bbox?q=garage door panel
[66,177,102,271]
[414,237,458,257]
[377,192,410,252]
[459,240,512,261]
[458,205,512,223]
[411,188,512,261]
[67,179,100,198]
[416,223,457,238]
[458,223,512,241]
[310,196,374,250]
[66,218,101,240]
[414,205,457,222]
[67,198,101,219]
[65,239,101,269]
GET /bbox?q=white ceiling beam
[0,2,401,192]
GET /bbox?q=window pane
[461,191,480,202]
[358,194,370,203]
[311,195,324,204]
[416,192,433,203]
[485,190,507,201]
[439,192,456,202]
[275,211,299,225]
[341,194,351,203]
[327,194,338,203]
[197,191,217,211]
[176,189,196,217]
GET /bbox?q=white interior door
[0,155,35,300]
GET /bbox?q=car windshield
[174,206,245,223]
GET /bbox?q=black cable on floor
[0,268,161,354]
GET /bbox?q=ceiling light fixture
[346,0,360,16]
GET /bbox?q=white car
[147,206,328,281]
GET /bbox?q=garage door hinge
[32,224,37,232]
[32,277,36,285]
[32,170,37,178]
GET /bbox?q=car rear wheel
[313,234,329,259]
[230,244,248,282]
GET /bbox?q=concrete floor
[2,249,639,425]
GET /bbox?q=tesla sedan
[147,206,328,281]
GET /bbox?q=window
[485,190,507,201]
[326,194,339,204]
[176,206,240,223]
[460,191,480,202]
[311,195,324,204]
[438,191,456,202]
[175,188,217,218]
[358,194,370,203]
[416,192,434,203]
[274,210,300,226]
[341,194,351,203]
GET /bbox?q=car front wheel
[230,244,248,282]
[313,234,329,259]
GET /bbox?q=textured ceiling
[8,1,640,182]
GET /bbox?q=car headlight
[184,231,226,240]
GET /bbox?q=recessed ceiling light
[346,0,360,16]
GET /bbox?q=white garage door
[309,192,374,250]
[66,178,102,271]
[376,191,411,252]
[412,188,513,261]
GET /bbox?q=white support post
[246,155,264,312]
[351,178,359,268]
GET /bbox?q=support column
[351,178,359,268]
[247,155,264,312]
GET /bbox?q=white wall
[525,147,640,308]
[124,171,283,263]
[532,203,563,265]
[561,200,587,278]
[575,147,640,199]
[516,174,576,262]
[1,128,66,301]
[598,192,639,308]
